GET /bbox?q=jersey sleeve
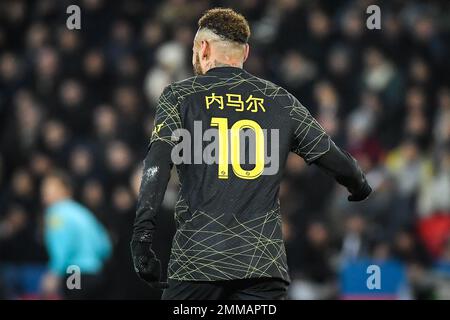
[149,85,182,147]
[132,85,179,243]
[287,94,331,164]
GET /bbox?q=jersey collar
[205,66,244,74]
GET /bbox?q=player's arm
[288,94,371,201]
[130,85,181,289]
[312,141,372,201]
[132,142,173,243]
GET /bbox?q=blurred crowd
[1,0,450,299]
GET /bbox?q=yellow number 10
[210,117,265,180]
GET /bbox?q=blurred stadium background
[1,0,450,299]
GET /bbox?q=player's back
[152,66,330,282]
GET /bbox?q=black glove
[348,180,372,202]
[130,240,168,289]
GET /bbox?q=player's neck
[205,60,243,73]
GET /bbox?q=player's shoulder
[249,73,281,90]
[171,75,200,88]
[170,74,217,90]
[244,72,295,102]
[164,75,211,102]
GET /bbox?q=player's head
[41,170,73,206]
[193,8,250,75]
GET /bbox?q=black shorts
[161,277,288,300]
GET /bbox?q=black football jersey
[150,66,330,283]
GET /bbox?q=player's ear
[243,44,249,63]
[200,40,210,60]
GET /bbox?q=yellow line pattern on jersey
[151,71,331,282]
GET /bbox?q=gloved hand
[130,240,168,289]
[348,180,372,202]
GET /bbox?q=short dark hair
[198,8,250,44]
